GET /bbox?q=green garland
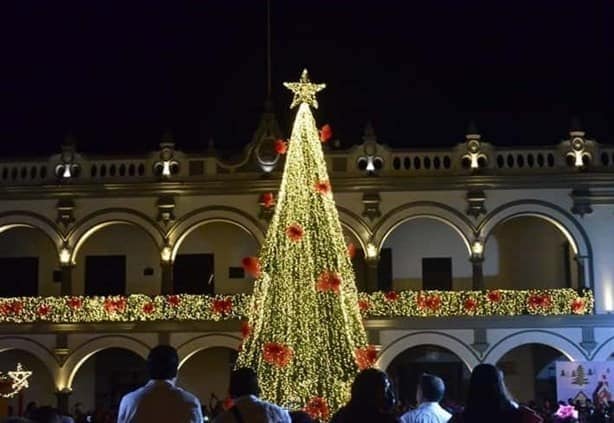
[0,289,593,324]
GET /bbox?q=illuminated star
[7,363,32,396]
[283,69,326,109]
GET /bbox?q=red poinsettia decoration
[263,342,294,367]
[347,243,357,260]
[104,297,127,314]
[241,256,262,278]
[0,301,23,315]
[316,271,342,294]
[571,298,586,314]
[417,293,442,311]
[314,180,331,195]
[67,297,83,310]
[240,321,252,338]
[261,192,276,209]
[286,223,304,242]
[319,124,333,143]
[304,397,330,421]
[212,297,233,315]
[487,290,502,303]
[166,295,181,307]
[355,345,378,370]
[358,299,371,312]
[274,139,288,155]
[37,304,52,317]
[143,302,155,315]
[463,297,478,312]
[384,291,399,301]
[528,293,552,309]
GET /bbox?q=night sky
[1,1,612,156]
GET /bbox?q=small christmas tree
[572,365,589,386]
[237,70,369,417]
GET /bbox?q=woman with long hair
[451,364,542,423]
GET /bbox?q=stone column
[365,259,380,293]
[60,265,74,296]
[471,257,484,290]
[161,261,174,295]
[55,389,71,415]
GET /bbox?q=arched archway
[63,336,151,389]
[386,344,472,406]
[495,344,568,404]
[69,348,147,416]
[0,349,57,413]
[590,336,614,362]
[484,331,586,365]
[0,212,63,250]
[70,221,162,296]
[171,221,259,295]
[379,217,473,291]
[479,201,593,287]
[0,337,60,388]
[484,216,579,289]
[0,226,61,296]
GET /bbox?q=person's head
[417,373,445,404]
[147,345,179,380]
[349,368,395,412]
[289,410,314,423]
[229,367,260,398]
[465,364,515,417]
[30,406,61,423]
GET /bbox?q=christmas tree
[572,365,589,386]
[237,70,369,419]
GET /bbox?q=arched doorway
[172,222,259,295]
[485,216,578,289]
[387,345,470,408]
[496,344,568,404]
[73,224,160,295]
[177,347,237,419]
[381,218,471,291]
[70,348,147,418]
[0,349,56,415]
[0,227,58,297]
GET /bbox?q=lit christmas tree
[237,70,370,418]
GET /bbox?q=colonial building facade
[0,117,613,412]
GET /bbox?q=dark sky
[1,1,612,156]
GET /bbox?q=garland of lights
[0,289,593,324]
[0,363,32,399]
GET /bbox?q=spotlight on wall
[161,246,172,263]
[366,243,378,260]
[471,241,484,257]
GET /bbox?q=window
[173,254,214,294]
[85,256,126,295]
[228,267,245,279]
[0,257,38,297]
[422,258,452,291]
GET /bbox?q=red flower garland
[37,304,52,317]
[487,290,502,303]
[319,124,333,143]
[528,293,552,309]
[384,291,399,301]
[67,297,83,310]
[304,397,330,421]
[0,301,23,316]
[463,297,478,312]
[143,302,155,315]
[211,297,233,315]
[358,299,371,312]
[240,321,252,338]
[316,271,342,294]
[166,295,181,307]
[104,298,127,314]
[241,256,262,278]
[417,293,442,311]
[261,192,276,209]
[286,223,304,242]
[263,342,293,367]
[274,139,288,155]
[314,180,331,195]
[355,345,378,370]
[347,243,357,260]
[571,298,585,314]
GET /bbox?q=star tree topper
[283,69,326,109]
[2,363,32,398]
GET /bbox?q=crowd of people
[3,345,613,423]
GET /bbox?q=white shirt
[213,395,291,423]
[400,402,452,423]
[118,379,204,423]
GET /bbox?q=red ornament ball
[286,223,304,242]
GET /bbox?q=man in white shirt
[118,345,204,423]
[400,373,451,423]
[213,367,291,423]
